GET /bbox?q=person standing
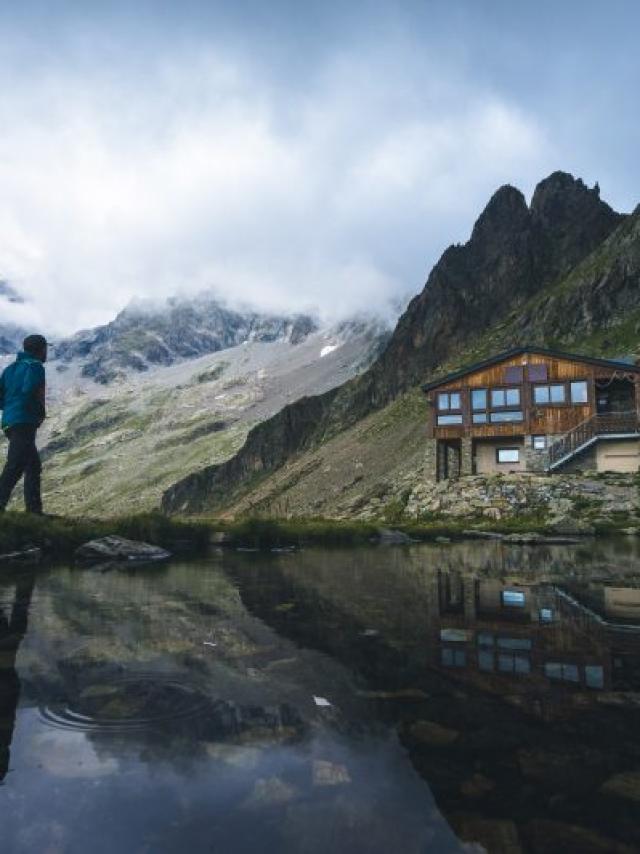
[0,335,48,514]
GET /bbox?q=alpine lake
[1,538,639,853]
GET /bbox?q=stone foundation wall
[424,438,438,483]
[403,472,639,523]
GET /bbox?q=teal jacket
[0,352,46,429]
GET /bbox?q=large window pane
[528,364,548,382]
[585,665,604,689]
[502,590,525,606]
[505,366,524,383]
[472,412,488,424]
[505,388,520,406]
[478,650,494,671]
[491,389,505,407]
[550,384,566,403]
[449,392,461,409]
[570,381,588,403]
[497,449,520,464]
[497,637,532,651]
[514,655,531,675]
[438,393,449,410]
[472,389,487,410]
[534,385,550,404]
[437,414,463,426]
[490,411,523,423]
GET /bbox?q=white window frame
[496,448,520,464]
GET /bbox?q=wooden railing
[547,410,640,469]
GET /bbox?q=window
[472,412,488,424]
[437,414,463,426]
[490,411,524,423]
[532,435,547,450]
[527,364,548,382]
[478,650,494,671]
[502,589,526,607]
[440,628,470,642]
[438,392,461,410]
[491,387,520,407]
[534,384,566,404]
[477,632,494,646]
[498,654,531,675]
[584,665,604,689]
[441,648,466,667]
[544,662,579,682]
[497,449,520,464]
[570,381,588,403]
[539,608,553,623]
[497,637,532,651]
[505,366,524,383]
[471,389,487,410]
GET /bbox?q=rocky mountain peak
[530,170,624,278]
[469,184,529,246]
[54,293,322,383]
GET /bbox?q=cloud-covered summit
[0,1,637,335]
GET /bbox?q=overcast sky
[0,0,638,335]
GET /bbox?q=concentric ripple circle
[39,673,212,732]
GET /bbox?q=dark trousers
[0,425,42,513]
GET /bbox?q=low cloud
[0,41,554,335]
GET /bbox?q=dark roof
[421,346,640,393]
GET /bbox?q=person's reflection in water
[0,569,35,783]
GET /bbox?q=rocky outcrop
[55,294,319,384]
[401,473,637,524]
[163,390,341,513]
[163,172,632,514]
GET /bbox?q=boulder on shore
[75,535,171,564]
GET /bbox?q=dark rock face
[54,294,319,383]
[361,171,622,404]
[163,389,340,513]
[162,171,633,514]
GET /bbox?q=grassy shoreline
[0,512,210,558]
[0,511,635,561]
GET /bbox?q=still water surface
[1,540,640,853]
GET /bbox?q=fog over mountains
[0,286,391,514]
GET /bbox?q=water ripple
[39,674,212,732]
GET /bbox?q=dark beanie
[23,334,48,354]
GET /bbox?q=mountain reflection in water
[0,540,638,853]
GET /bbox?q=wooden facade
[422,347,640,477]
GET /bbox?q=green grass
[207,512,569,548]
[0,512,210,558]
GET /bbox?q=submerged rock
[450,815,523,853]
[74,535,171,564]
[312,759,351,786]
[243,776,299,807]
[524,819,636,853]
[460,773,495,798]
[409,720,459,746]
[600,770,640,802]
